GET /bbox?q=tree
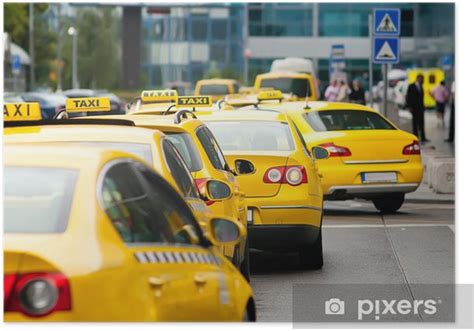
[61,7,121,90]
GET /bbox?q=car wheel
[299,229,323,270]
[372,193,405,214]
[239,239,251,282]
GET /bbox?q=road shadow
[249,249,303,274]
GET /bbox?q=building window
[249,3,313,37]
[211,19,227,40]
[248,58,277,84]
[191,19,208,41]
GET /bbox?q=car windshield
[199,84,230,95]
[166,132,203,172]
[303,110,396,131]
[4,167,78,233]
[206,121,295,152]
[260,78,311,97]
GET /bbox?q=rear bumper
[325,183,419,200]
[249,224,320,251]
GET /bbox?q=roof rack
[4,118,136,128]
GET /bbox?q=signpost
[11,54,21,93]
[329,44,347,83]
[372,8,400,116]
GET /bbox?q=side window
[133,162,203,245]
[162,139,199,199]
[100,161,200,245]
[195,126,228,171]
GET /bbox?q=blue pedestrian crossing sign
[373,37,400,64]
[11,54,21,75]
[374,9,400,35]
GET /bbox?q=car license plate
[361,172,397,183]
[247,209,253,224]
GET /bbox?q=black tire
[372,193,405,214]
[299,229,323,270]
[240,239,251,282]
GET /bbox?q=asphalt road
[249,200,455,323]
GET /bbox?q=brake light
[4,272,71,317]
[318,143,352,157]
[194,178,215,206]
[402,141,421,155]
[263,166,308,186]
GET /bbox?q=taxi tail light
[194,178,215,206]
[402,140,421,155]
[263,166,307,186]
[318,143,352,157]
[4,272,71,317]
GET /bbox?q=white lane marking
[323,223,454,229]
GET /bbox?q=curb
[405,198,455,204]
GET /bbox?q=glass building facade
[142,4,244,87]
[141,3,454,89]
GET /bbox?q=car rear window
[303,110,396,131]
[4,167,78,233]
[260,78,311,98]
[206,121,295,152]
[199,84,230,95]
[166,132,203,172]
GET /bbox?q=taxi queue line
[3,88,423,322]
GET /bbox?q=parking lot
[250,200,455,322]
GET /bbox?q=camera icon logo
[325,298,345,315]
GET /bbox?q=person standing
[430,81,450,127]
[406,74,429,142]
[349,79,366,105]
[324,80,339,101]
[336,80,350,102]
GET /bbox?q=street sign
[373,37,400,64]
[374,8,401,35]
[441,54,453,70]
[11,55,21,75]
[329,44,347,81]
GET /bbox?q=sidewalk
[398,107,455,204]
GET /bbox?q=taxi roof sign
[257,90,283,101]
[4,103,42,121]
[177,96,212,108]
[141,90,178,103]
[66,97,111,112]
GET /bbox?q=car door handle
[194,273,208,285]
[148,276,167,287]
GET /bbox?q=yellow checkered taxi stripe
[134,250,222,265]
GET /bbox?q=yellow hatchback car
[198,110,328,269]
[254,72,318,101]
[4,144,255,321]
[195,79,240,102]
[242,101,424,213]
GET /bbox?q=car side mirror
[312,146,330,160]
[201,179,232,201]
[234,159,255,175]
[207,218,246,246]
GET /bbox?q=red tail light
[194,178,215,206]
[318,143,352,157]
[402,141,421,155]
[263,166,308,186]
[4,272,71,317]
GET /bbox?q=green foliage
[4,3,56,87]
[61,7,121,90]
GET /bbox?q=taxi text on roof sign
[3,103,42,121]
[177,96,212,108]
[141,90,178,103]
[66,97,111,112]
[257,90,283,101]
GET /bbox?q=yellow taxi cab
[241,100,424,213]
[77,94,250,280]
[196,109,329,269]
[195,79,240,102]
[407,68,445,109]
[3,99,222,228]
[4,144,256,321]
[254,72,318,101]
